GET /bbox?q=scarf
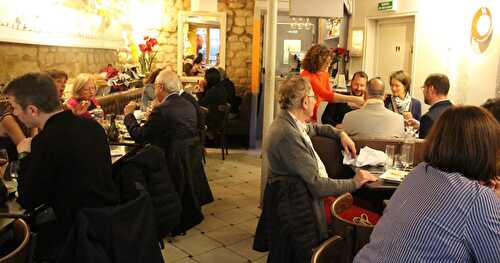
[392,93,412,114]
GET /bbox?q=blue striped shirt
[354,163,500,263]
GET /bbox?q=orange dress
[300,70,334,122]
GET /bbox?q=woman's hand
[402,111,413,120]
[353,169,378,189]
[17,137,32,154]
[74,100,90,115]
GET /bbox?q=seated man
[123,70,205,234]
[322,71,368,128]
[342,78,405,138]
[255,76,376,262]
[5,73,119,260]
[406,73,453,138]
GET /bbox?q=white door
[374,18,414,88]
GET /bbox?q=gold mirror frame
[177,11,227,82]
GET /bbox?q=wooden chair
[331,193,379,262]
[311,235,345,263]
[310,136,355,179]
[217,103,231,160]
[0,217,35,263]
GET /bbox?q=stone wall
[0,42,118,85]
[218,0,254,94]
[138,0,255,95]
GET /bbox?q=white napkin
[343,146,387,167]
[133,110,144,121]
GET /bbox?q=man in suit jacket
[321,71,368,127]
[342,78,405,138]
[123,70,205,233]
[262,76,376,241]
[5,73,119,261]
[407,73,453,138]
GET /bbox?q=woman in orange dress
[300,44,364,122]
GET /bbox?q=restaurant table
[0,198,24,233]
[350,165,402,191]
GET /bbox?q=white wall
[349,0,500,107]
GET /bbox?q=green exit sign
[378,1,397,11]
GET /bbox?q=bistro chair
[331,193,380,262]
[217,103,231,160]
[311,235,345,263]
[0,214,36,263]
[310,136,355,179]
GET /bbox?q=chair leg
[221,134,225,160]
[202,148,206,164]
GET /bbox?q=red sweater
[300,70,334,122]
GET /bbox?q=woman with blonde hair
[300,44,364,122]
[65,73,101,118]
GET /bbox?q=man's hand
[353,169,378,189]
[124,101,137,115]
[17,138,32,153]
[405,118,420,129]
[340,131,357,158]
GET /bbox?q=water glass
[385,144,395,169]
[400,144,414,170]
[8,160,19,180]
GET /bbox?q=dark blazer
[17,111,119,253]
[263,111,357,240]
[124,94,198,147]
[180,91,205,132]
[321,102,355,127]
[384,95,422,121]
[419,100,453,138]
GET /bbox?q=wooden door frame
[363,12,417,93]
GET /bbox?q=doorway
[365,15,416,91]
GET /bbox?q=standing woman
[300,44,364,122]
[384,70,422,121]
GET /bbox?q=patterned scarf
[392,93,412,114]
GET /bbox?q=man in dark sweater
[321,71,367,127]
[4,73,119,260]
[407,73,453,138]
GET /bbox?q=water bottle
[107,114,120,142]
[401,130,415,170]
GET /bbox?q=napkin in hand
[343,146,387,167]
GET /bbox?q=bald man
[342,78,405,138]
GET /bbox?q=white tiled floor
[163,148,268,263]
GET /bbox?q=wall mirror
[177,11,226,81]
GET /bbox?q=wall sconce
[350,28,363,57]
[471,7,493,53]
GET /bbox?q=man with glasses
[123,70,205,234]
[406,73,453,138]
[255,76,376,262]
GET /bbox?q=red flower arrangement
[138,36,158,74]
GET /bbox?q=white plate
[379,169,408,183]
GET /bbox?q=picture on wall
[283,39,301,65]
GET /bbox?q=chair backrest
[331,193,375,263]
[311,235,345,263]
[310,136,355,179]
[0,219,31,263]
[217,103,231,132]
[353,138,426,165]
